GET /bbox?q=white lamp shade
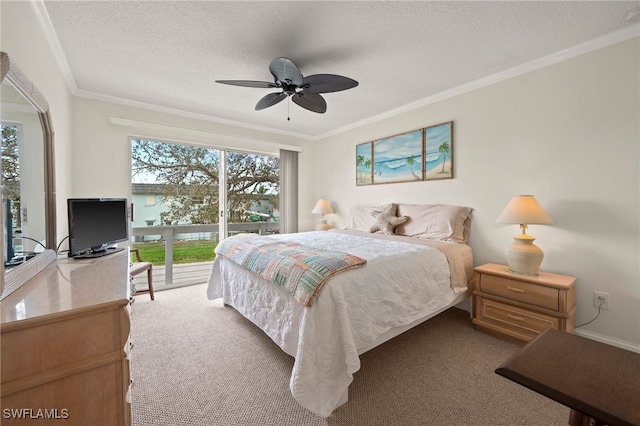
[496,195,553,225]
[311,199,334,215]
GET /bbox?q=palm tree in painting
[439,141,450,173]
[365,158,372,180]
[356,154,365,182]
[406,155,420,180]
[357,154,373,183]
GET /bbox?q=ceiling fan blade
[302,74,359,93]
[216,80,277,89]
[292,91,327,114]
[269,57,303,86]
[255,92,287,111]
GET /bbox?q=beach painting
[372,129,424,184]
[424,121,453,180]
[356,142,373,185]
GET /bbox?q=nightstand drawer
[476,298,560,340]
[479,274,559,311]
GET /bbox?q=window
[130,138,280,287]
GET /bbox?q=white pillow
[394,204,473,243]
[344,205,382,232]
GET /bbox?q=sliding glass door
[130,138,279,289]
[225,150,279,238]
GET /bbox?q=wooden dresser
[473,263,576,343]
[1,250,132,425]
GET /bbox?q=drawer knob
[507,314,526,322]
[506,286,525,293]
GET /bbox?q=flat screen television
[67,198,129,258]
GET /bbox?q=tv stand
[72,246,124,259]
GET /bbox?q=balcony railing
[131,222,279,287]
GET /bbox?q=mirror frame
[1,51,56,295]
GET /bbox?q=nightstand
[472,263,576,343]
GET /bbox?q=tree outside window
[131,139,279,227]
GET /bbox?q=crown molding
[109,117,304,155]
[77,88,313,141]
[31,0,77,93]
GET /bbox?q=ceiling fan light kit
[216,57,358,116]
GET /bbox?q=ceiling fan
[216,57,358,115]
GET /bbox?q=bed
[207,203,474,417]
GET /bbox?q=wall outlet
[593,291,610,310]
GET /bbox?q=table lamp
[496,195,553,276]
[312,199,334,231]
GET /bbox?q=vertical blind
[279,149,298,234]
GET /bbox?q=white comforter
[207,230,471,417]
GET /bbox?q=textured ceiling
[40,1,639,139]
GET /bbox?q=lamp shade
[311,199,334,215]
[496,195,553,225]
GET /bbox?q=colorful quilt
[214,233,367,307]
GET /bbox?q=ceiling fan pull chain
[287,96,291,121]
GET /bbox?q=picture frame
[355,121,453,186]
[424,121,453,181]
[372,129,423,184]
[356,142,373,186]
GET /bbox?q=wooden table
[495,328,640,426]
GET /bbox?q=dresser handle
[506,286,525,293]
[507,314,526,322]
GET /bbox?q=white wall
[312,37,640,349]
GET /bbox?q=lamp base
[505,234,543,276]
[315,219,331,231]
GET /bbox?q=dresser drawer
[478,274,560,311]
[475,297,560,340]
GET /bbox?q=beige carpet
[130,284,569,425]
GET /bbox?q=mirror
[1,51,56,295]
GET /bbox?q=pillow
[344,205,382,232]
[369,203,409,235]
[394,204,473,243]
